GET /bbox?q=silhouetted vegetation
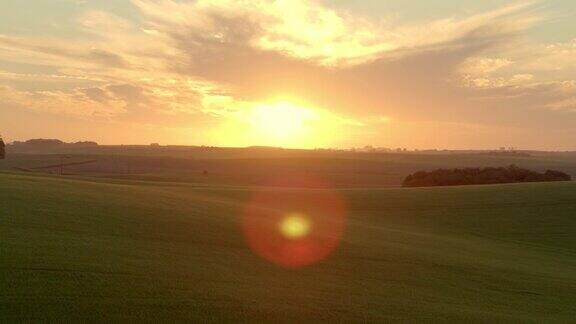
[14,139,65,147]
[10,139,98,148]
[8,139,99,154]
[403,165,572,187]
[72,141,98,147]
[480,151,531,157]
[0,137,5,159]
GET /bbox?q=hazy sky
[1,0,576,149]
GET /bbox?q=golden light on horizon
[250,101,315,141]
[280,214,311,239]
[209,99,344,148]
[208,96,353,149]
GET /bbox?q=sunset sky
[1,0,576,149]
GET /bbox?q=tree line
[0,137,5,159]
[403,165,572,187]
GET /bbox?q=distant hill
[480,151,531,157]
[8,139,98,154]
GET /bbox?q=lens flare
[280,214,311,239]
[243,174,347,268]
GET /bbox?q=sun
[250,101,315,142]
[211,99,341,148]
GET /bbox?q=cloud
[133,0,538,67]
[126,0,541,121]
[78,9,133,35]
[0,85,124,118]
[80,87,109,103]
[524,39,576,73]
[455,35,576,129]
[546,97,576,112]
[2,0,576,148]
[460,57,513,75]
[0,35,130,70]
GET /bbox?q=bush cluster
[403,165,572,187]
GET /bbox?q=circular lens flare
[243,174,347,268]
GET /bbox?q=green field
[1,171,575,322]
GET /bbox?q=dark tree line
[0,137,5,159]
[403,165,572,187]
[10,139,98,148]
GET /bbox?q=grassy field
[4,148,576,187]
[1,171,575,322]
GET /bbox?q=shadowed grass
[1,173,575,322]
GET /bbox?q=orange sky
[1,1,576,150]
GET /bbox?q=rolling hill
[1,172,575,322]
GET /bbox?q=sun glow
[208,99,345,148]
[250,102,316,141]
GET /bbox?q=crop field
[4,147,576,188]
[1,171,575,322]
[4,0,576,321]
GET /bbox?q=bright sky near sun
[1,0,576,149]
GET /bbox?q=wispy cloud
[1,0,576,148]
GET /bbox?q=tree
[402,165,572,187]
[0,136,5,159]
